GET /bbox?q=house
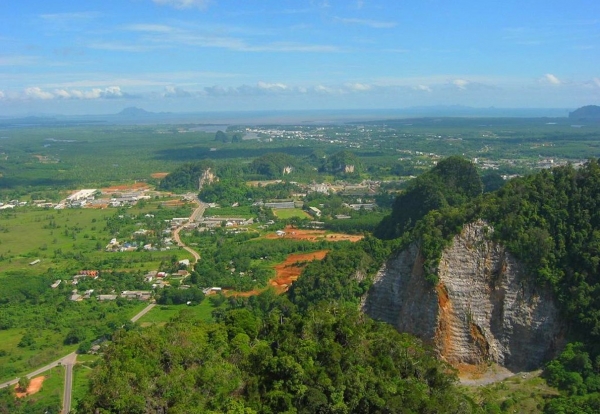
[51,280,61,289]
[308,207,322,217]
[98,294,118,301]
[276,230,286,237]
[29,259,41,266]
[121,290,152,300]
[264,201,295,209]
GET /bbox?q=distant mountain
[569,105,600,120]
[117,107,153,117]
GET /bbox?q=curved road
[0,197,206,410]
[0,303,158,413]
[172,198,206,264]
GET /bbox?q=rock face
[198,168,218,190]
[363,220,565,371]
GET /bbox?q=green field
[72,360,98,406]
[9,366,64,413]
[272,208,310,219]
[0,202,195,275]
[204,205,255,218]
[0,328,77,382]
[136,300,216,327]
[461,370,559,413]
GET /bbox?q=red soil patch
[265,226,363,242]
[151,172,169,179]
[101,182,150,193]
[230,250,329,297]
[15,376,45,398]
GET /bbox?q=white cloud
[25,87,54,100]
[335,17,397,29]
[414,85,432,92]
[0,90,4,99]
[125,24,175,33]
[40,12,101,21]
[257,81,288,91]
[453,79,469,90]
[593,78,600,88]
[346,82,371,91]
[21,86,126,100]
[152,0,211,10]
[314,85,342,94]
[163,86,192,97]
[89,42,155,52]
[542,74,561,85]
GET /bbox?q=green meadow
[15,366,64,413]
[0,202,195,275]
[272,208,311,219]
[136,300,216,327]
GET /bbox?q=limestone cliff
[198,168,218,190]
[363,220,565,371]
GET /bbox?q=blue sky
[1,0,599,115]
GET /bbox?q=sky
[0,0,599,115]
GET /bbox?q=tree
[215,130,230,143]
[17,377,30,393]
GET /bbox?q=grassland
[72,359,98,406]
[272,208,311,219]
[0,201,195,275]
[136,300,216,327]
[204,205,255,218]
[16,366,64,412]
[461,371,560,413]
[0,328,77,382]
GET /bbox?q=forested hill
[158,160,215,191]
[375,156,482,239]
[569,105,600,120]
[381,159,600,411]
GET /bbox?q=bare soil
[151,172,169,179]
[101,182,150,193]
[458,363,515,385]
[15,376,45,398]
[264,226,363,242]
[229,250,329,297]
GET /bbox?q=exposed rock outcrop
[363,220,565,371]
[198,168,218,190]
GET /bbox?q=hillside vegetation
[378,158,600,411]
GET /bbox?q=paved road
[0,302,161,413]
[61,352,77,414]
[0,351,77,390]
[130,303,156,323]
[172,198,206,264]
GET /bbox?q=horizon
[1,1,599,115]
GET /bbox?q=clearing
[231,250,329,296]
[151,172,169,179]
[100,182,150,193]
[272,208,312,219]
[15,376,45,398]
[265,226,363,242]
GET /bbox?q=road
[0,302,160,413]
[130,303,156,323]
[172,198,206,264]
[0,351,77,390]
[61,352,77,414]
